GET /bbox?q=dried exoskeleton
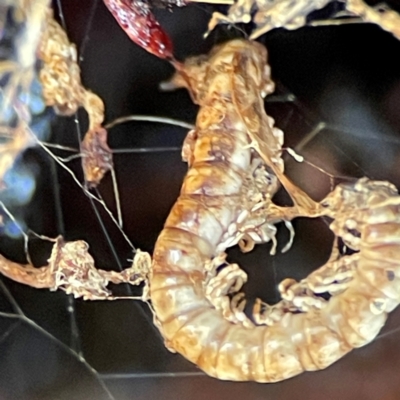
[0,236,151,301]
[37,9,112,187]
[149,39,400,383]
[205,0,400,41]
[207,0,331,39]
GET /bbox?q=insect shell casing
[151,40,272,378]
[150,40,367,383]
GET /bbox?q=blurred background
[1,0,400,399]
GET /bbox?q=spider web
[1,0,400,399]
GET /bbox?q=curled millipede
[3,1,400,384]
[149,39,400,382]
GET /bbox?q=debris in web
[37,8,110,188]
[81,127,113,188]
[346,0,400,40]
[0,235,151,301]
[202,0,400,41]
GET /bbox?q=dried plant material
[0,237,151,301]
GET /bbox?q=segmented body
[150,39,400,382]
[2,0,400,384]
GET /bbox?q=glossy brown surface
[1,0,400,398]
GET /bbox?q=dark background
[1,0,400,399]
